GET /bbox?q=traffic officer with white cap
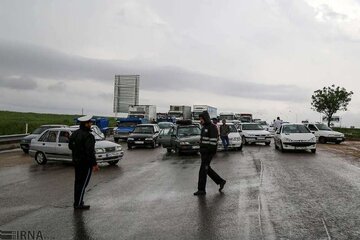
[69,115,99,210]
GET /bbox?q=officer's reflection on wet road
[197,193,225,239]
[73,211,92,240]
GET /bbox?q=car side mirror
[311,131,315,134]
[238,129,242,132]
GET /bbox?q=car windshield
[242,124,263,130]
[315,124,332,131]
[220,115,234,120]
[282,125,310,134]
[169,113,183,118]
[32,127,50,134]
[177,126,201,137]
[133,126,154,134]
[229,125,238,133]
[158,122,173,129]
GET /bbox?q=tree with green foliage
[311,85,353,127]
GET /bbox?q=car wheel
[151,141,156,149]
[22,149,29,154]
[108,160,119,165]
[280,141,285,152]
[114,138,119,143]
[335,141,341,144]
[275,141,279,149]
[35,152,47,165]
[166,148,172,153]
[319,137,326,144]
[237,144,243,151]
[311,149,316,154]
[265,142,270,146]
[127,144,133,150]
[175,146,181,155]
[242,136,247,145]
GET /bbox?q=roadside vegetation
[333,127,360,141]
[0,111,116,135]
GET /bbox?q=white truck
[168,105,192,120]
[219,112,236,122]
[128,105,157,122]
[193,105,217,121]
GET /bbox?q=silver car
[29,128,124,165]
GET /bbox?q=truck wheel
[35,152,47,165]
[319,137,326,144]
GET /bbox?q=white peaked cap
[77,115,93,122]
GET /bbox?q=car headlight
[180,141,190,145]
[283,137,292,142]
[231,137,240,141]
[127,138,134,141]
[145,138,154,141]
[95,148,105,153]
[115,145,122,151]
[309,137,316,142]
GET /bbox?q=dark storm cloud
[0,75,38,90]
[0,40,309,102]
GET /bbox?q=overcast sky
[1,0,360,126]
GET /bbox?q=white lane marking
[321,217,332,240]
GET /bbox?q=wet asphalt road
[1,143,360,240]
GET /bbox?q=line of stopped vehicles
[23,118,345,166]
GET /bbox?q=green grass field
[333,127,360,140]
[0,111,117,135]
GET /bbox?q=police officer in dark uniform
[194,111,226,196]
[69,115,99,209]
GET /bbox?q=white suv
[305,123,345,144]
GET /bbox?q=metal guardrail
[0,134,28,143]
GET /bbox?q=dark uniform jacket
[199,111,218,153]
[68,127,97,167]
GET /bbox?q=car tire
[127,144,133,150]
[242,136,247,145]
[280,141,285,152]
[151,141,156,149]
[22,149,29,154]
[319,137,326,144]
[311,149,316,154]
[114,138,119,143]
[108,160,119,165]
[335,141,341,144]
[275,142,279,149]
[35,152,47,165]
[237,144,243,151]
[265,142,270,146]
[175,146,181,155]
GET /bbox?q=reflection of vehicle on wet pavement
[238,123,272,145]
[216,123,242,151]
[274,123,316,153]
[29,127,124,165]
[20,124,68,154]
[158,121,201,154]
[127,124,160,149]
[305,123,345,144]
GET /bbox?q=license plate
[337,138,342,140]
[257,137,265,140]
[192,146,200,149]
[107,152,119,157]
[135,141,144,144]
[295,147,307,149]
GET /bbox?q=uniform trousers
[74,164,92,206]
[198,151,224,191]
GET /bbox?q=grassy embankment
[0,111,117,135]
[333,127,360,141]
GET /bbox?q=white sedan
[239,123,272,145]
[217,123,243,151]
[274,123,316,153]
